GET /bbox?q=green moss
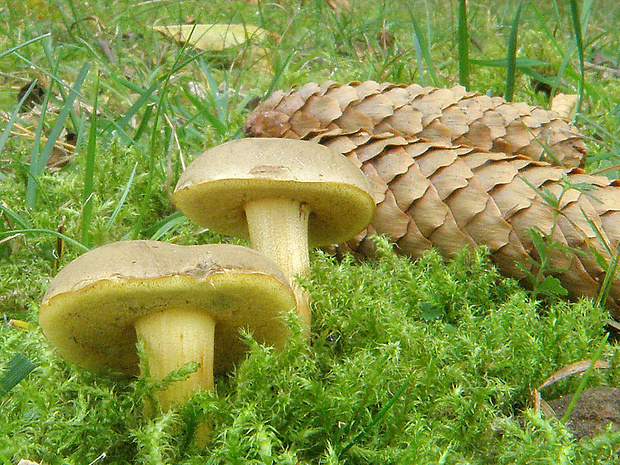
[196,240,614,463]
[1,0,620,462]
[1,240,616,463]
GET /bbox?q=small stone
[547,387,620,439]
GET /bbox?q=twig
[583,61,620,77]
[0,116,76,152]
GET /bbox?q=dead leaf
[152,23,275,73]
[16,80,46,111]
[152,23,271,51]
[48,130,77,170]
[8,319,31,331]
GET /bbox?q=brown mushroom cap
[173,138,376,247]
[39,240,296,376]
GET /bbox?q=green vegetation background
[1,0,620,463]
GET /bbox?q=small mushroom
[173,138,376,334]
[39,240,296,420]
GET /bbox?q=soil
[547,387,620,439]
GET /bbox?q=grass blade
[577,114,620,147]
[470,57,550,68]
[0,203,31,229]
[25,81,52,208]
[132,102,156,145]
[132,44,198,238]
[0,229,89,252]
[0,33,51,60]
[457,0,469,88]
[0,80,39,154]
[147,211,188,241]
[81,73,100,247]
[560,334,608,424]
[595,247,620,309]
[11,52,135,145]
[580,209,620,308]
[200,60,228,124]
[568,0,585,113]
[339,370,414,458]
[39,36,80,132]
[504,0,525,102]
[37,61,90,174]
[0,204,30,258]
[263,45,296,100]
[0,354,35,397]
[25,62,91,207]
[106,162,139,231]
[111,80,160,134]
[407,7,440,87]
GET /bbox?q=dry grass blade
[531,359,612,416]
[537,359,612,392]
[0,116,76,170]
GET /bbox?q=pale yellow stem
[134,308,215,410]
[244,197,312,335]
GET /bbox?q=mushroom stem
[245,197,312,334]
[134,308,215,411]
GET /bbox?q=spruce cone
[243,83,620,312]
[244,80,587,168]
[335,137,620,311]
[340,136,620,312]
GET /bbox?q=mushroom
[39,240,296,427]
[173,138,376,334]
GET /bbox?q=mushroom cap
[39,240,296,376]
[173,138,376,247]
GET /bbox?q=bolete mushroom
[39,240,296,419]
[173,138,376,334]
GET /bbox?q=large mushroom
[173,138,376,334]
[39,240,296,427]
